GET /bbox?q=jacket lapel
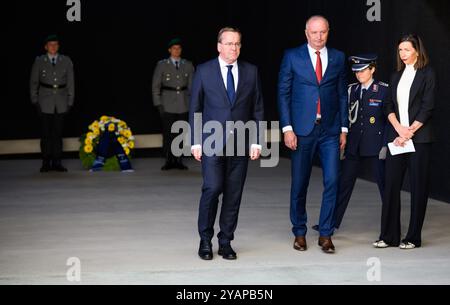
[409,68,424,106]
[233,61,245,106]
[364,83,378,104]
[214,59,231,106]
[391,71,402,108]
[299,45,318,85]
[322,49,334,82]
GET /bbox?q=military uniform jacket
[152,58,194,114]
[30,54,75,114]
[346,80,390,157]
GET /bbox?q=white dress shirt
[47,53,59,64]
[282,44,348,134]
[218,56,239,90]
[397,63,416,127]
[170,57,181,67]
[360,79,374,98]
[307,44,328,77]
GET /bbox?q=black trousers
[40,112,65,162]
[334,154,385,229]
[379,143,431,246]
[162,112,188,162]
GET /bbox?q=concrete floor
[0,158,449,285]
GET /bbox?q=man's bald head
[305,15,330,50]
[305,15,330,31]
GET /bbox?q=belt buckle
[53,84,58,89]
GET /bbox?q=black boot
[40,159,51,173]
[175,157,188,170]
[52,159,68,172]
[161,155,175,171]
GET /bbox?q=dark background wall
[4,0,450,202]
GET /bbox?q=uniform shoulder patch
[378,81,389,87]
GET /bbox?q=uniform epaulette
[348,82,359,88]
[378,81,389,87]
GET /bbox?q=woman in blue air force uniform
[313,54,390,232]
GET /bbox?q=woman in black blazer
[373,34,436,249]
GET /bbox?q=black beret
[45,34,59,44]
[168,38,182,48]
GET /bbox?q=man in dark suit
[278,16,348,253]
[189,27,264,260]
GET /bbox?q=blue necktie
[226,65,235,105]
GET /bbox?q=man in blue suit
[189,27,264,260]
[278,16,348,253]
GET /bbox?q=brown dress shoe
[318,236,335,254]
[293,236,307,251]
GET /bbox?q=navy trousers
[334,154,385,229]
[198,155,249,245]
[290,124,340,237]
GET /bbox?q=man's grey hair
[305,15,330,30]
[217,27,242,43]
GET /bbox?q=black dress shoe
[175,159,188,170]
[52,164,68,172]
[51,160,68,172]
[198,240,213,260]
[40,161,51,173]
[218,244,237,260]
[161,161,175,170]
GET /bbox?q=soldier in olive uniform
[30,35,75,172]
[152,38,194,170]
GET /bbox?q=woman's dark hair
[396,34,429,71]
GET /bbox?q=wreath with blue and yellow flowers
[79,116,135,170]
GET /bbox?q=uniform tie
[175,61,179,70]
[51,58,56,66]
[226,65,236,105]
[361,88,367,99]
[315,51,322,116]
